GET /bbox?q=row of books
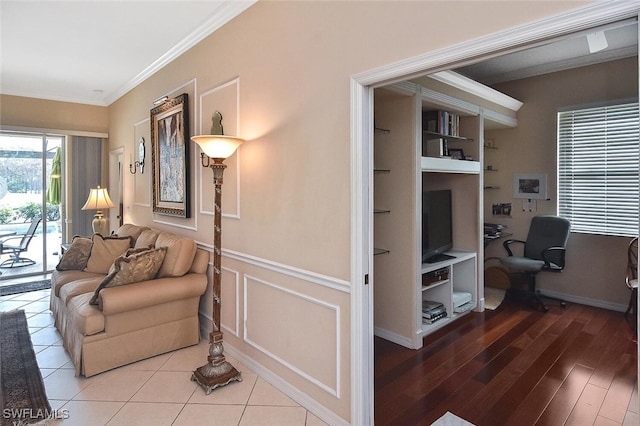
[422,300,447,324]
[423,110,461,137]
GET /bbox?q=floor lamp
[190,113,243,394]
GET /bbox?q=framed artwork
[448,148,464,160]
[513,173,547,200]
[150,93,190,217]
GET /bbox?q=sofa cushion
[51,269,106,297]
[89,247,168,305]
[59,277,103,305]
[67,293,105,336]
[84,234,132,274]
[134,229,160,249]
[56,236,92,271]
[114,224,150,247]
[155,232,196,278]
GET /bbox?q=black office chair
[0,217,42,268]
[500,215,570,312]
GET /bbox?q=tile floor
[0,288,329,426]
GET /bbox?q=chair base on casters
[0,255,36,268]
[511,272,567,313]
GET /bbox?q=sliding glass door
[0,131,64,280]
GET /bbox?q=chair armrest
[503,239,525,257]
[541,246,566,271]
[99,273,207,314]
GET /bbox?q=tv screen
[422,189,454,263]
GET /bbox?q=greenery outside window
[557,101,639,237]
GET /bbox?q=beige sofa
[50,224,208,377]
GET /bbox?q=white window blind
[558,102,639,237]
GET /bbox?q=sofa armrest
[99,273,207,315]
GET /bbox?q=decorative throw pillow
[56,236,92,271]
[89,246,168,305]
[84,234,132,274]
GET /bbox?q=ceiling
[455,19,638,86]
[0,3,637,108]
[0,1,255,106]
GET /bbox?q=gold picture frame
[150,93,190,217]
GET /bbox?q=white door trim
[350,1,639,423]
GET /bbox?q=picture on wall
[513,173,547,200]
[150,93,190,217]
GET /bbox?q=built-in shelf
[374,209,391,214]
[374,168,390,174]
[421,157,480,174]
[423,130,474,143]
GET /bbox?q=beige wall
[484,57,638,309]
[0,94,108,134]
[98,1,600,423]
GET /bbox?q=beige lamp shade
[191,135,244,159]
[82,186,114,235]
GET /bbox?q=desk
[484,232,512,247]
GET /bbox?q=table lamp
[81,186,115,235]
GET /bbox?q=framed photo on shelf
[513,173,547,200]
[150,93,190,217]
[448,148,464,160]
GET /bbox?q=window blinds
[557,102,639,237]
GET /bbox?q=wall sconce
[190,111,244,394]
[129,137,146,174]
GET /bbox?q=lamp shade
[191,135,244,159]
[81,186,115,211]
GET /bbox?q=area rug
[484,286,506,310]
[0,280,51,297]
[0,309,51,426]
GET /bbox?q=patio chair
[0,218,42,268]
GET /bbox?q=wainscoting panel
[244,274,341,397]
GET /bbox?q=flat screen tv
[422,189,455,263]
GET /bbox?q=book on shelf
[422,300,447,322]
[422,311,447,324]
[423,110,460,137]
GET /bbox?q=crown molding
[104,1,257,106]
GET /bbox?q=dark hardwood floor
[374,296,639,425]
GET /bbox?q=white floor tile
[57,400,124,426]
[36,345,72,369]
[130,371,198,403]
[248,378,299,407]
[105,402,183,426]
[74,369,154,402]
[239,406,307,426]
[173,403,245,426]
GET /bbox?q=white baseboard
[373,327,415,349]
[538,289,627,313]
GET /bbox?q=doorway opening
[0,131,64,282]
[351,3,639,424]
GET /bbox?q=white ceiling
[0,1,255,106]
[455,19,638,85]
[1,3,637,107]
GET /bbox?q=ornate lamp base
[191,332,242,394]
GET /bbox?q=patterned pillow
[89,246,167,306]
[56,236,92,271]
[84,234,132,274]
